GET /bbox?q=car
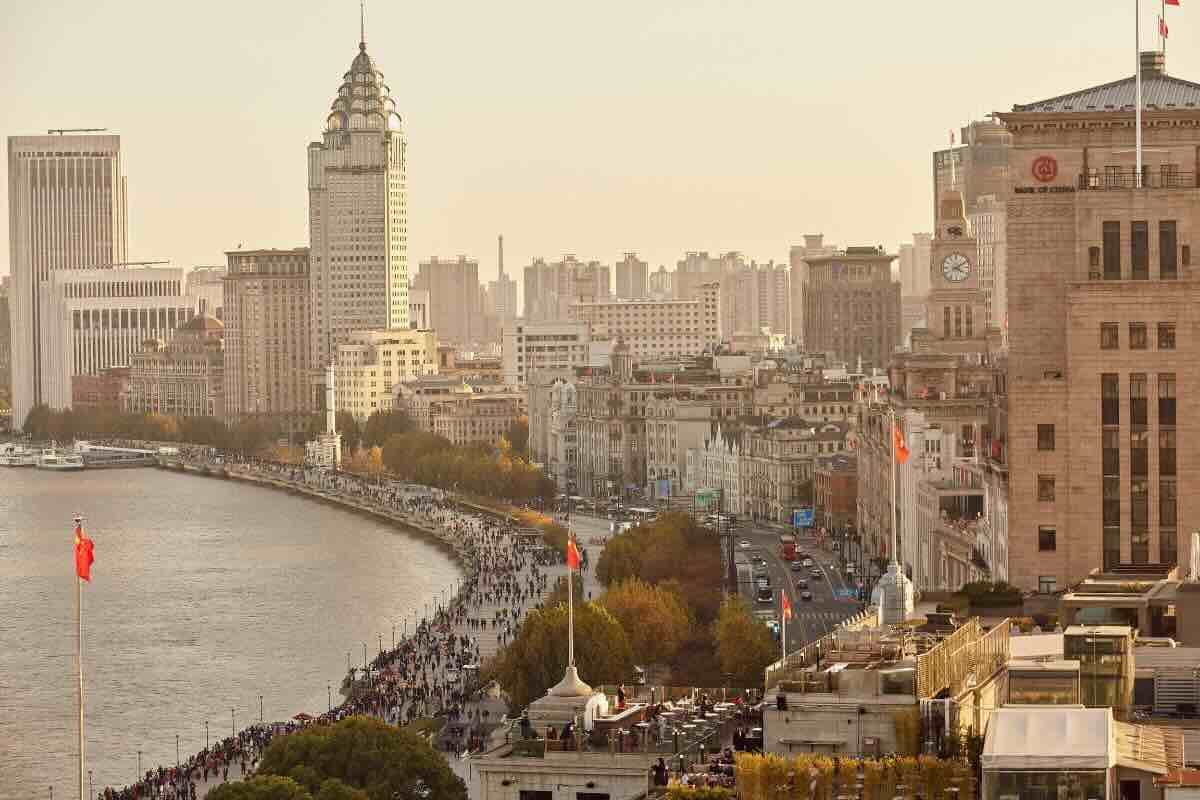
[739,539,752,548]
[801,558,814,567]
[796,579,808,589]
[801,590,813,601]
[791,560,805,572]
[755,576,771,589]
[809,569,823,579]
[794,552,809,561]
[752,557,768,567]
[755,587,774,604]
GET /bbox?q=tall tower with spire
[307,6,408,371]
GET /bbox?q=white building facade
[40,267,189,412]
[308,35,408,369]
[567,283,720,359]
[502,320,591,387]
[336,328,439,420]
[7,133,128,425]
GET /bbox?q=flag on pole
[566,534,581,570]
[1165,0,1180,7]
[893,424,911,464]
[782,592,793,621]
[74,524,94,582]
[1160,15,1169,37]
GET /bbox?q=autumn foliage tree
[492,600,634,710]
[599,578,691,666]
[714,595,778,689]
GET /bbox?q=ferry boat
[35,448,86,471]
[0,444,37,467]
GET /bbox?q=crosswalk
[794,610,859,624]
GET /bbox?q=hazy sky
[2,1,1195,285]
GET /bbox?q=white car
[739,539,752,548]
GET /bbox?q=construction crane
[106,260,171,269]
[47,128,107,135]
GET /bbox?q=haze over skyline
[3,0,1194,284]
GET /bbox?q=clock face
[942,253,970,282]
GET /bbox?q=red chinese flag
[74,524,95,582]
[893,424,911,464]
[566,536,580,570]
[1165,0,1179,7]
[782,592,793,621]
[1160,16,1169,38]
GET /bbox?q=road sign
[792,507,814,528]
[834,588,858,600]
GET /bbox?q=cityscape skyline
[2,0,1194,284]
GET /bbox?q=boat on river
[0,444,37,467]
[35,448,85,471]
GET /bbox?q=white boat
[35,448,85,471]
[0,444,37,467]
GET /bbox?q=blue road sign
[834,588,858,600]
[792,507,814,528]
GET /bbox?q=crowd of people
[100,453,564,799]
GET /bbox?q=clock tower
[914,191,996,355]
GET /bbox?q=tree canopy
[713,596,778,689]
[207,775,322,800]
[492,600,634,710]
[256,716,466,800]
[380,431,555,503]
[361,410,413,449]
[599,578,692,666]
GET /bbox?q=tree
[208,776,315,800]
[361,410,412,448]
[505,416,529,456]
[257,716,466,800]
[492,601,634,710]
[335,412,362,452]
[713,596,777,690]
[599,578,691,666]
[22,404,51,438]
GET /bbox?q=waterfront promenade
[101,455,603,800]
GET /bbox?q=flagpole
[567,532,575,668]
[781,591,787,664]
[890,409,899,567]
[75,515,85,800]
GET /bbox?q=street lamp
[175,734,180,770]
[232,707,236,738]
[328,683,332,713]
[259,694,264,723]
[205,720,209,750]
[137,750,142,782]
[88,770,93,800]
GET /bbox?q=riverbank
[100,458,574,799]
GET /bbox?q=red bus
[779,533,796,561]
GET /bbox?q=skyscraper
[615,252,648,299]
[7,133,128,427]
[308,25,408,369]
[413,256,481,346]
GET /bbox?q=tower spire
[359,0,366,50]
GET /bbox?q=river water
[0,467,459,798]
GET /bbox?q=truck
[779,533,796,561]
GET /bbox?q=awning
[982,707,1113,771]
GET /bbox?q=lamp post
[328,683,332,713]
[88,769,94,800]
[259,694,264,724]
[232,707,236,738]
[137,750,142,782]
[205,720,209,750]
[175,734,180,770]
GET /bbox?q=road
[734,522,860,653]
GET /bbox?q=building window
[1159,428,1176,476]
[1100,323,1119,350]
[1160,221,1178,279]
[1161,528,1178,566]
[1037,424,1055,451]
[1160,478,1178,526]
[1101,373,1120,426]
[1131,527,1150,564]
[1131,221,1149,279]
[1038,475,1056,502]
[1159,373,1176,426]
[1158,322,1176,350]
[1038,526,1057,552]
[1039,575,1058,594]
[1129,323,1148,349]
[1130,374,1148,427]
[1131,429,1149,477]
[1103,221,1121,279]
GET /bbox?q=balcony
[1077,169,1198,191]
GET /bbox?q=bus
[779,533,797,561]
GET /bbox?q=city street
[735,521,860,652]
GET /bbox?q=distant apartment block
[568,283,720,359]
[789,234,836,347]
[615,252,648,299]
[502,320,591,387]
[413,255,481,345]
[524,255,611,321]
[186,265,227,320]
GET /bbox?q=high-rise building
[413,255,481,345]
[897,233,933,341]
[223,248,313,419]
[39,267,190,412]
[486,235,519,323]
[789,234,836,347]
[803,246,900,370]
[1001,51,1200,590]
[408,289,430,330]
[615,252,649,299]
[308,31,408,369]
[728,261,790,337]
[648,265,673,299]
[7,133,128,426]
[0,276,11,412]
[523,255,611,321]
[186,265,227,320]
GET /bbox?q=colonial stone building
[803,246,901,371]
[1001,51,1200,591]
[124,314,225,418]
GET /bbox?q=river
[0,467,460,798]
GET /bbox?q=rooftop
[1010,51,1200,113]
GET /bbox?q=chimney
[1140,50,1166,79]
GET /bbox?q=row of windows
[1094,220,1189,280]
[1099,322,1175,350]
